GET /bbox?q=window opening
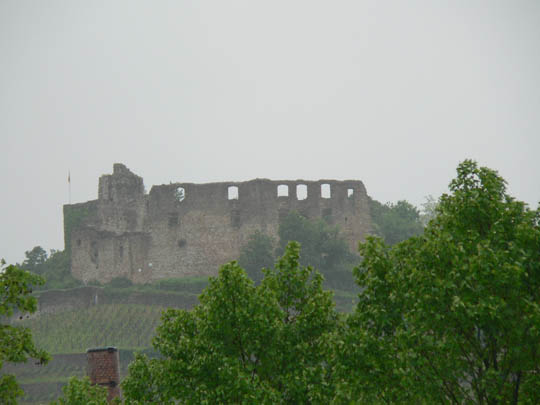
[296,184,308,200]
[174,187,185,202]
[347,188,354,198]
[321,183,331,199]
[228,186,239,200]
[277,184,289,197]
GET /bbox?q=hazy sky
[1,1,539,264]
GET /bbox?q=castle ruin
[64,164,373,283]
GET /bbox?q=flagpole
[68,171,71,204]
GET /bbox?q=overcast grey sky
[1,1,539,264]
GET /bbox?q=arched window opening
[277,184,289,197]
[347,188,354,198]
[321,183,331,199]
[228,186,239,200]
[174,187,185,202]
[296,184,308,200]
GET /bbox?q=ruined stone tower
[64,164,372,283]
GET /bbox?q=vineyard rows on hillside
[21,304,165,354]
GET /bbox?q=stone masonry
[65,164,373,284]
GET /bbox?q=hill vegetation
[10,190,429,403]
[119,160,540,404]
[239,211,360,291]
[21,304,164,354]
[10,159,539,403]
[368,197,425,244]
[17,248,77,291]
[0,261,49,404]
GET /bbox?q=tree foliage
[278,212,353,271]
[19,248,79,290]
[238,212,358,291]
[368,197,424,245]
[50,376,110,405]
[238,231,276,284]
[122,242,339,404]
[419,194,439,227]
[337,160,540,403]
[0,261,49,404]
[21,246,48,272]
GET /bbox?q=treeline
[238,212,358,291]
[368,198,424,244]
[16,247,77,291]
[239,197,428,290]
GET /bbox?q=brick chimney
[87,347,121,402]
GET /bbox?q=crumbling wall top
[113,163,134,175]
[98,163,144,203]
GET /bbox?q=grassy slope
[24,292,356,356]
[22,304,165,354]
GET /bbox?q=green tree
[19,248,78,290]
[278,212,357,290]
[21,246,48,274]
[122,242,339,404]
[419,194,439,227]
[50,376,110,405]
[368,197,424,244]
[238,231,276,284]
[0,260,50,404]
[337,160,540,403]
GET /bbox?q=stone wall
[66,164,373,283]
